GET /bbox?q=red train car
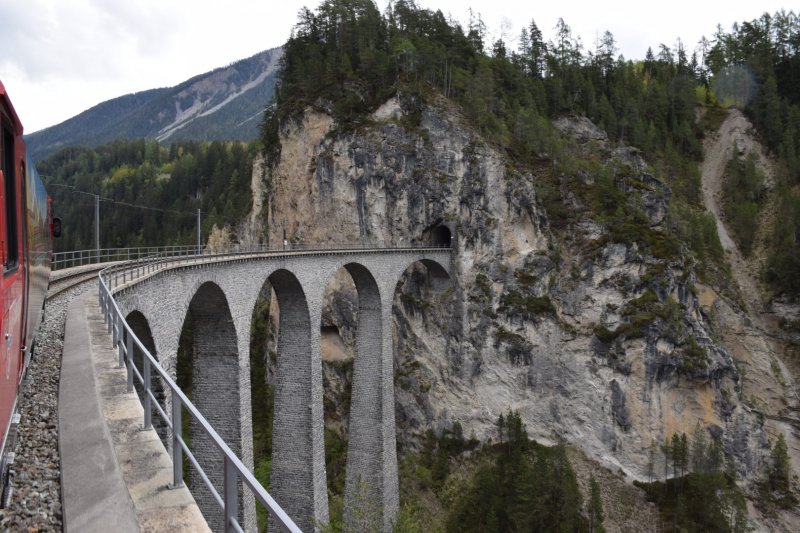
[0,80,58,504]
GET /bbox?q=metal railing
[55,240,452,271]
[53,245,200,271]
[98,256,301,533]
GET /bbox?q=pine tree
[679,433,689,477]
[648,441,657,482]
[708,436,725,472]
[528,19,546,78]
[644,47,655,78]
[671,433,682,480]
[661,438,672,481]
[768,433,791,494]
[588,476,605,533]
[691,424,709,473]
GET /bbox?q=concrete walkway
[59,290,210,532]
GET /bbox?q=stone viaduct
[111,248,452,532]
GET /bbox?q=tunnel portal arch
[422,221,453,248]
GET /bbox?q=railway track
[47,267,104,300]
[1,269,99,531]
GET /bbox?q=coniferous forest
[39,139,258,252]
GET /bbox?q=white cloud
[0,0,792,133]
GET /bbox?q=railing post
[143,356,152,430]
[224,456,238,533]
[118,325,125,368]
[170,389,184,489]
[112,310,119,346]
[126,335,134,394]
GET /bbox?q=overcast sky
[0,0,790,134]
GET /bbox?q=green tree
[588,476,606,533]
[691,424,709,473]
[648,440,657,482]
[767,433,792,495]
[446,412,586,533]
[662,438,672,481]
[671,433,682,481]
[679,433,689,477]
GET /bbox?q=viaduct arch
[113,249,451,533]
[124,311,168,445]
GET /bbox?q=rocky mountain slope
[700,109,800,529]
[25,48,282,161]
[251,96,799,528]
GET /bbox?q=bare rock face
[205,153,269,251]
[553,115,609,146]
[263,97,777,489]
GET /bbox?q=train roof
[0,79,24,136]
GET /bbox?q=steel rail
[55,240,451,270]
[53,245,199,271]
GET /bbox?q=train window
[2,124,18,269]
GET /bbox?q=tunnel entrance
[423,221,452,247]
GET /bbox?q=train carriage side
[22,160,51,370]
[0,81,27,484]
[0,79,54,505]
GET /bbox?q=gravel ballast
[0,281,92,532]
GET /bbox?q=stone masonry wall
[113,250,451,532]
[189,283,242,532]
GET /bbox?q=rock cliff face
[263,95,782,490]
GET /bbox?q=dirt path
[700,109,769,315]
[701,110,800,525]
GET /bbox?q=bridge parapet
[97,244,452,532]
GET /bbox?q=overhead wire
[43,179,200,217]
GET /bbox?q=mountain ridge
[25,47,282,162]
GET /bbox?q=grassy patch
[498,290,556,320]
[699,106,728,132]
[400,292,432,311]
[255,458,272,530]
[494,326,534,365]
[469,272,493,304]
[682,335,709,372]
[594,291,696,367]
